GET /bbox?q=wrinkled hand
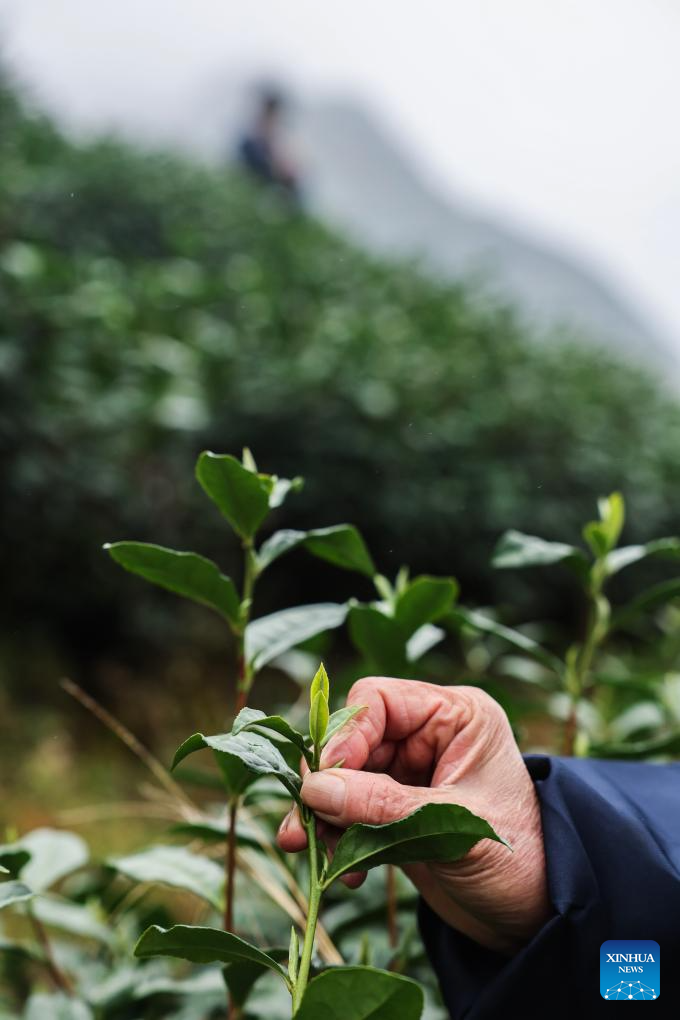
[277,677,551,954]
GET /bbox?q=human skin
[277,677,552,955]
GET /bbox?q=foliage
[2,448,679,1017]
[3,71,680,692]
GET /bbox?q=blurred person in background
[236,85,301,202]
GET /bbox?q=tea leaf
[405,624,445,662]
[309,690,329,746]
[348,605,408,674]
[32,895,113,945]
[322,803,508,888]
[23,994,93,1020]
[172,731,302,802]
[104,542,240,628]
[321,704,366,749]
[288,926,299,984]
[597,491,625,550]
[605,537,680,577]
[257,525,374,576]
[590,729,680,760]
[245,603,349,671]
[169,816,263,849]
[268,475,304,508]
[233,708,310,761]
[493,530,588,575]
[224,947,290,1008]
[0,881,33,911]
[611,578,680,629]
[310,662,330,702]
[450,607,563,676]
[196,451,272,539]
[171,733,254,797]
[18,829,88,893]
[294,966,423,1020]
[109,846,224,908]
[394,577,458,636]
[0,846,30,877]
[134,924,289,988]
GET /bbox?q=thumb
[301,768,425,828]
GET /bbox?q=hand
[277,677,551,954]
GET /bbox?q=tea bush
[1,448,679,1018]
[3,70,680,691]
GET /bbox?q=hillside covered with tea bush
[2,71,680,693]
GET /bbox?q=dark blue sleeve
[418,755,680,1019]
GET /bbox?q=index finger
[319,676,462,771]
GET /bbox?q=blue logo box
[600,940,660,1000]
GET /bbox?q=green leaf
[224,948,289,1009]
[195,451,272,539]
[450,607,564,677]
[245,603,349,672]
[171,733,254,797]
[605,537,680,577]
[257,525,375,576]
[302,525,375,577]
[133,969,226,1002]
[18,829,88,892]
[597,491,625,550]
[104,542,240,627]
[169,816,262,848]
[288,926,299,985]
[172,731,302,802]
[582,521,609,558]
[321,704,366,749]
[294,966,423,1020]
[134,924,289,989]
[311,662,330,701]
[394,577,458,636]
[0,881,33,911]
[0,846,30,877]
[23,994,93,1020]
[309,690,329,746]
[32,895,112,944]
[268,475,304,508]
[590,729,680,760]
[405,624,445,662]
[232,708,310,761]
[348,604,408,674]
[611,578,680,629]
[322,802,509,888]
[109,846,224,908]
[492,530,588,573]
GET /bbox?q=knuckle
[363,776,404,824]
[458,685,508,726]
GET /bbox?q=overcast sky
[2,0,679,345]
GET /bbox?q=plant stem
[224,797,239,932]
[224,539,259,944]
[386,864,398,951]
[564,564,608,756]
[235,538,257,707]
[29,909,73,994]
[291,811,322,1014]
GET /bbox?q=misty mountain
[295,100,671,367]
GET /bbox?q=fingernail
[278,809,293,836]
[301,771,346,816]
[319,740,346,769]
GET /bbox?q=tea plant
[105,447,377,935]
[2,453,680,1019]
[454,492,680,758]
[133,663,507,1018]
